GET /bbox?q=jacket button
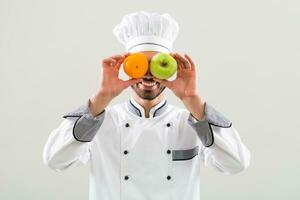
[166,123,171,127]
[166,175,171,180]
[166,149,171,154]
[125,123,130,127]
[124,175,129,180]
[123,150,128,155]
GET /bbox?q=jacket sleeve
[42,98,106,172]
[185,102,251,175]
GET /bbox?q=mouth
[137,77,159,90]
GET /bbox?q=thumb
[153,77,172,88]
[123,78,142,88]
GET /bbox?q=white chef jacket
[43,95,250,200]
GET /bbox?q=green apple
[150,53,177,79]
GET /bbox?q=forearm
[43,118,92,171]
[181,94,206,121]
[200,125,251,175]
[182,97,250,174]
[89,90,113,117]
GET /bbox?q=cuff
[187,102,232,147]
[62,99,106,142]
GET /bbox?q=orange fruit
[123,53,149,78]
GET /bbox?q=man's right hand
[89,52,142,117]
[99,52,142,98]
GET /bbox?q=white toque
[113,11,179,53]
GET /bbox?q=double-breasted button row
[167,149,171,180]
[124,175,171,181]
[123,122,172,182]
[123,149,170,155]
[122,152,172,181]
[126,122,171,127]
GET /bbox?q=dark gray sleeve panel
[62,99,106,142]
[187,102,232,147]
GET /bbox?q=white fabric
[43,100,250,200]
[113,11,179,53]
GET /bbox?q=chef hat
[113,11,179,53]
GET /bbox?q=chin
[140,95,158,101]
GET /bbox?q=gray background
[1,0,299,199]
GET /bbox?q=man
[43,11,250,200]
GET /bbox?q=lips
[138,77,159,89]
[141,80,157,86]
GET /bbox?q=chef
[43,11,250,200]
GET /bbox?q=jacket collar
[127,95,168,118]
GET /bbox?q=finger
[175,53,191,69]
[111,54,123,59]
[123,52,131,57]
[184,54,196,71]
[123,78,142,88]
[103,57,115,63]
[115,57,125,70]
[176,64,183,77]
[177,60,186,73]
[113,52,131,70]
[177,53,191,69]
[176,58,184,71]
[111,54,124,61]
[153,77,172,88]
[171,53,183,71]
[102,58,116,67]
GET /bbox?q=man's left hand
[153,52,206,121]
[153,52,197,100]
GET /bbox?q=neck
[132,93,165,118]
